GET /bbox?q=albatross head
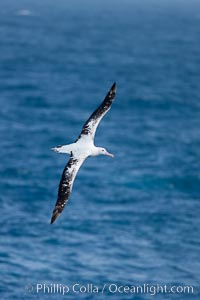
[96,147,114,158]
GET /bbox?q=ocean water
[0,0,200,299]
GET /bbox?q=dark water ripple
[0,0,200,299]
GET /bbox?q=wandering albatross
[50,82,116,224]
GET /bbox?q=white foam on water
[16,9,31,16]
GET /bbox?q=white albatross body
[52,135,114,158]
[50,82,116,224]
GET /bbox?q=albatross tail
[51,144,74,154]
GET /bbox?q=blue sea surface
[0,0,200,299]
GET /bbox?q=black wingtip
[108,82,116,98]
[111,82,116,92]
[50,209,61,224]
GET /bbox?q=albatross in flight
[50,82,116,224]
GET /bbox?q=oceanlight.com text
[25,282,194,296]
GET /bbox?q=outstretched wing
[50,155,86,224]
[77,82,116,141]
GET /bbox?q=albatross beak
[105,151,114,158]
